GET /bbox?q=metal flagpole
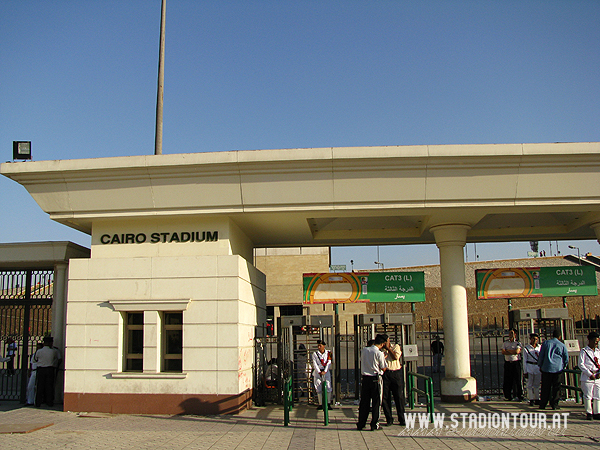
[155,0,166,155]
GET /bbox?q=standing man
[430,335,444,373]
[49,337,63,403]
[381,335,406,427]
[26,342,44,406]
[502,329,523,401]
[522,333,542,406]
[538,329,569,410]
[34,336,58,407]
[5,338,17,376]
[578,331,600,420]
[357,334,388,431]
[312,339,333,410]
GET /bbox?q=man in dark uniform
[502,328,523,401]
[430,335,444,373]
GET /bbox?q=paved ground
[0,400,598,449]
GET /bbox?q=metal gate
[0,269,53,401]
[253,315,335,405]
[293,315,334,404]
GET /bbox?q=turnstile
[510,308,574,341]
[281,315,335,404]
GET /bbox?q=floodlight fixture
[13,141,31,160]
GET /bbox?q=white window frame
[161,311,183,373]
[109,299,189,379]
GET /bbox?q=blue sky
[1,1,599,269]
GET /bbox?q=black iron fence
[254,313,600,404]
[0,269,54,401]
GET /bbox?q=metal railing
[283,375,293,426]
[562,368,582,403]
[407,371,434,423]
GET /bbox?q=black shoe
[371,424,381,431]
[357,425,364,431]
[551,405,560,410]
[594,414,600,420]
[384,421,393,426]
[399,422,406,427]
[529,400,534,406]
[328,404,334,410]
[317,405,323,410]
[586,413,593,420]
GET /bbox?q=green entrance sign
[303,271,425,304]
[476,266,598,299]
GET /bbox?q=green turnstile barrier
[407,372,434,423]
[322,386,329,426]
[562,368,582,403]
[283,375,293,426]
[284,375,329,427]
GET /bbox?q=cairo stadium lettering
[100,231,218,244]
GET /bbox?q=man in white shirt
[26,342,44,406]
[579,331,600,420]
[522,333,541,406]
[356,334,387,431]
[311,340,332,410]
[502,328,523,401]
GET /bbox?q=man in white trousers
[523,333,542,406]
[312,339,333,410]
[26,342,44,405]
[579,331,600,420]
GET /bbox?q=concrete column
[52,263,68,351]
[52,262,68,403]
[430,224,477,402]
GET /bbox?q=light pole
[350,260,354,272]
[375,246,384,270]
[568,245,587,324]
[568,245,581,264]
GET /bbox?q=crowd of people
[502,328,600,419]
[309,327,600,430]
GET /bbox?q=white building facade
[64,217,265,414]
